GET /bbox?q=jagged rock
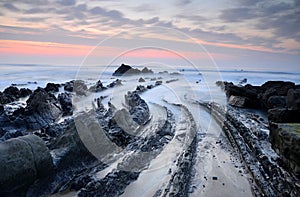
[138,77,145,82]
[269,122,300,177]
[44,83,60,92]
[125,92,150,125]
[89,80,106,92]
[268,108,300,123]
[113,64,141,76]
[112,64,153,76]
[107,79,122,88]
[0,135,53,195]
[58,92,73,116]
[24,87,61,129]
[287,89,300,110]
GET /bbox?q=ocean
[1,64,300,92]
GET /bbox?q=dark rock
[261,81,295,95]
[0,135,53,195]
[125,92,150,125]
[64,81,74,92]
[268,108,300,123]
[19,88,32,97]
[44,83,60,92]
[136,85,147,93]
[89,80,106,92]
[112,64,153,76]
[0,91,13,104]
[138,77,145,82]
[58,92,73,116]
[287,89,300,110]
[269,122,300,177]
[155,80,163,86]
[107,79,122,88]
[25,87,61,129]
[267,96,286,109]
[112,64,141,76]
[3,86,20,99]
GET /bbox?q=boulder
[286,89,300,110]
[267,96,286,109]
[268,108,300,123]
[261,81,295,95]
[269,122,300,177]
[58,92,73,116]
[0,135,53,195]
[19,88,32,97]
[24,87,61,129]
[44,83,60,93]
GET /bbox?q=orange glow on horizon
[0,40,93,57]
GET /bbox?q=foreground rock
[269,122,300,178]
[0,134,53,195]
[0,86,32,104]
[112,63,153,76]
[217,80,300,187]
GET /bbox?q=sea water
[1,64,300,91]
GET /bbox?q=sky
[0,0,299,71]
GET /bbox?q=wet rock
[19,88,32,97]
[24,88,61,129]
[89,80,106,92]
[0,135,53,195]
[58,92,73,116]
[269,122,300,177]
[64,80,74,92]
[268,108,300,123]
[0,86,30,104]
[125,92,150,125]
[261,81,295,95]
[287,89,300,110]
[44,83,60,93]
[267,96,286,109]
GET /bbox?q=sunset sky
[0,0,299,71]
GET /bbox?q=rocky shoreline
[0,64,300,196]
